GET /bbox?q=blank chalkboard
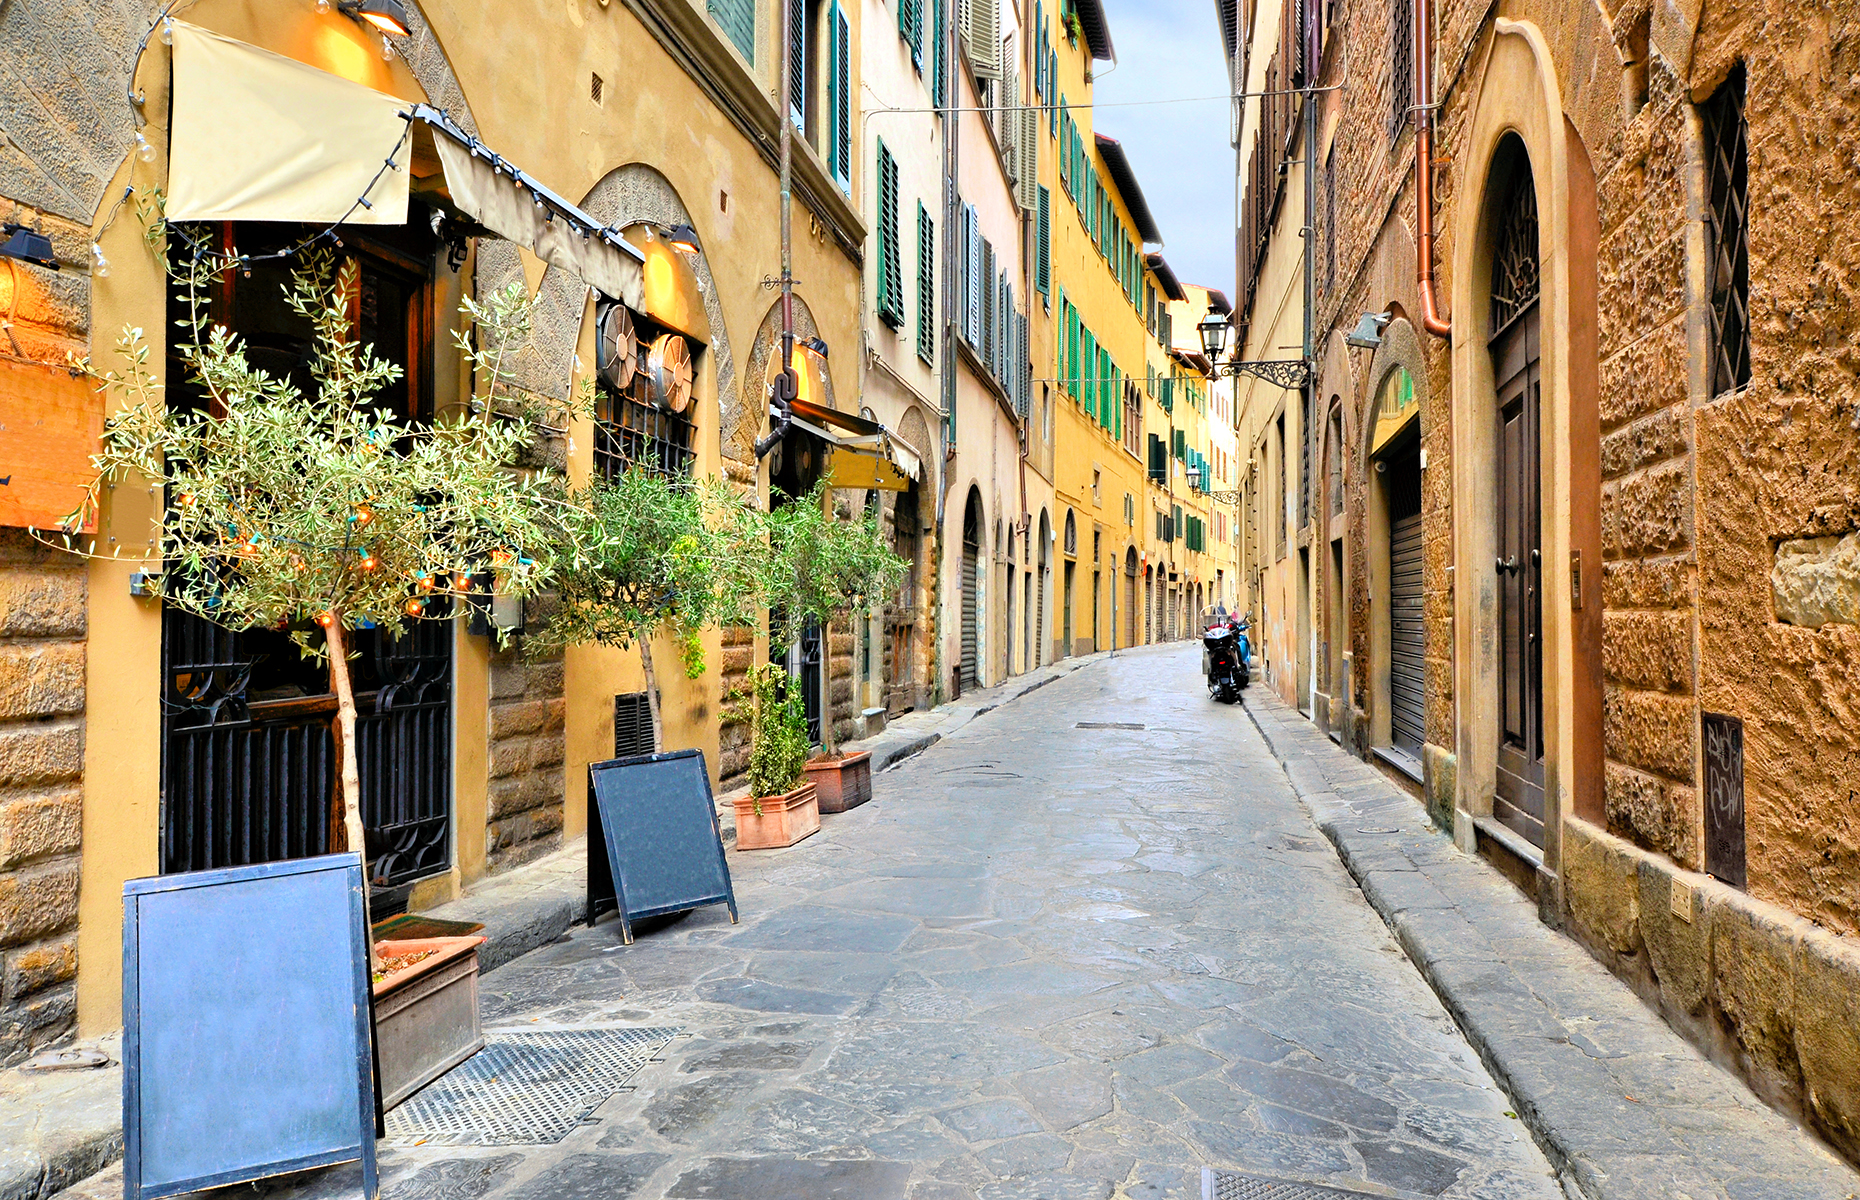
[587,749,739,943]
[123,855,377,1200]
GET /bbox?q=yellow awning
[162,27,644,307]
[166,21,410,225]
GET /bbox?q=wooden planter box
[804,751,872,814]
[733,782,821,849]
[372,935,486,1109]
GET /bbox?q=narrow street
[365,647,1559,1200]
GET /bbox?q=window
[1328,405,1343,518]
[876,140,904,327]
[900,0,922,67]
[1123,380,1141,456]
[1092,468,1102,506]
[1124,493,1135,526]
[1147,433,1166,485]
[1275,411,1287,560]
[1299,389,1311,530]
[1390,0,1413,143]
[1064,509,1077,555]
[933,0,947,103]
[1703,63,1749,398]
[916,202,935,363]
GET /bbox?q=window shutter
[1112,364,1122,441]
[1036,186,1050,295]
[1048,48,1059,133]
[829,3,851,190]
[708,0,756,64]
[1017,107,1039,211]
[980,240,995,361]
[968,0,1001,78]
[933,0,947,104]
[916,202,935,364]
[967,211,983,346]
[789,0,806,130]
[902,0,923,66]
[877,140,904,327]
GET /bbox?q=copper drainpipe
[1414,0,1450,339]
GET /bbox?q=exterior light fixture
[1195,309,1230,362]
[666,223,702,255]
[338,0,411,37]
[1345,310,1393,350]
[1186,463,1202,490]
[0,224,58,270]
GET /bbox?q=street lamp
[1186,462,1202,492]
[1190,306,1310,391]
[1345,310,1392,350]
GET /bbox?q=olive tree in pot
[733,662,819,849]
[55,236,586,1104]
[760,484,906,813]
[529,466,764,752]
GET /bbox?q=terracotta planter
[372,935,486,1109]
[733,781,821,849]
[804,751,872,814]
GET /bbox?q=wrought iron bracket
[1215,359,1311,390]
[1199,490,1245,505]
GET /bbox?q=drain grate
[1203,1170,1383,1200]
[1076,721,1147,730]
[385,1026,678,1146]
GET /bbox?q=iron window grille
[1390,0,1414,144]
[594,310,697,480]
[1703,64,1750,399]
[1490,170,1541,336]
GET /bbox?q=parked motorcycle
[1202,615,1250,703]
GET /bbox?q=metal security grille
[594,378,695,480]
[1389,0,1413,143]
[1489,170,1541,335]
[1204,1169,1383,1199]
[385,1027,679,1146]
[1702,64,1749,398]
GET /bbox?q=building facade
[1231,0,1860,1161]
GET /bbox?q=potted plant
[733,662,820,848]
[761,484,906,813]
[370,933,488,1109]
[55,230,584,1081]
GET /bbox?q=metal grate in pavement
[1203,1169,1385,1200]
[1076,721,1147,730]
[385,1026,678,1146]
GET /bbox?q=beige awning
[782,397,921,491]
[165,21,410,225]
[162,26,643,306]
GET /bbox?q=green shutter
[932,0,947,104]
[1112,364,1121,441]
[708,0,755,62]
[829,3,850,190]
[877,140,903,326]
[901,0,922,66]
[917,202,935,364]
[1036,186,1050,296]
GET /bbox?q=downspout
[935,0,959,703]
[1413,0,1450,339]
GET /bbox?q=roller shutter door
[960,539,980,689]
[1389,512,1426,754]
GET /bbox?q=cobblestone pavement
[233,646,1565,1200]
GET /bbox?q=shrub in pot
[734,663,819,849]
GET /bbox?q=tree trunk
[325,614,378,970]
[639,636,664,752]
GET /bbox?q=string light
[90,243,109,278]
[134,133,156,164]
[316,611,335,626]
[315,0,332,11]
[359,552,378,571]
[159,17,174,44]
[405,599,424,616]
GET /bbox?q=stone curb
[1239,691,1860,1200]
[0,1051,121,1200]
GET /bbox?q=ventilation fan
[647,333,694,413]
[596,303,639,389]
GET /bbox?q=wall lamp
[338,0,411,37]
[1192,307,1311,390]
[1345,311,1392,350]
[666,223,702,255]
[0,224,58,270]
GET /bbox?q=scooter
[1202,616,1250,703]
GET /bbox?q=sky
[1089,0,1235,304]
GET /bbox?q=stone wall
[486,648,566,873]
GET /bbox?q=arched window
[1063,509,1077,556]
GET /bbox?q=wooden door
[1493,307,1544,845]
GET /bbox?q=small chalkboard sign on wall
[123,855,378,1200]
[587,748,739,943]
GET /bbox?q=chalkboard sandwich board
[123,854,378,1200]
[587,748,739,944]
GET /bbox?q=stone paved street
[350,645,1561,1200]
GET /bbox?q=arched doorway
[1489,142,1545,846]
[1144,565,1154,644]
[1062,509,1077,657]
[1124,548,1138,648]
[961,489,984,691]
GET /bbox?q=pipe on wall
[1414,0,1450,339]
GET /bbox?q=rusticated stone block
[0,569,84,638]
[0,644,84,720]
[1603,609,1693,693]
[1601,407,1688,480]
[0,786,80,868]
[489,659,531,701]
[489,699,548,738]
[1604,460,1692,558]
[1605,761,1696,862]
[542,699,566,733]
[1771,533,1860,628]
[1714,899,1808,1111]
[1562,819,1643,958]
[0,861,78,948]
[1604,685,1696,780]
[0,722,81,788]
[1602,556,1692,609]
[1794,924,1860,1161]
[0,981,76,1065]
[4,931,76,1000]
[487,740,531,780]
[1600,321,1687,428]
